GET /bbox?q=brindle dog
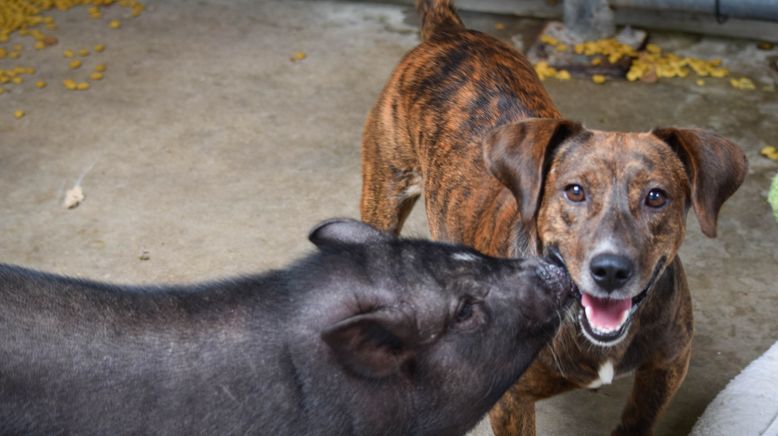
[360,1,748,435]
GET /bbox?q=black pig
[0,219,572,435]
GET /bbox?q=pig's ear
[651,128,747,238]
[309,218,391,248]
[322,309,417,378]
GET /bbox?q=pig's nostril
[534,261,574,300]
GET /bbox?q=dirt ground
[1,1,776,434]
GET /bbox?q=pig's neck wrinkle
[280,344,308,419]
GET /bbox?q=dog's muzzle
[547,247,666,347]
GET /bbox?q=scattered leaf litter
[0,0,147,119]
[528,21,766,90]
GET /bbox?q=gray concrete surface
[1,1,777,434]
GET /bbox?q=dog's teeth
[620,309,630,325]
[584,306,632,336]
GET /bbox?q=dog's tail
[417,0,464,41]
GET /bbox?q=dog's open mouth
[578,292,638,346]
[548,248,665,347]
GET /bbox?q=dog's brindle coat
[360,1,748,435]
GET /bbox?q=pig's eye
[454,297,485,330]
[455,299,475,323]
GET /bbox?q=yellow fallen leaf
[760,146,777,158]
[540,34,559,46]
[730,77,756,90]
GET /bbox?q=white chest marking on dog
[452,252,478,262]
[399,172,422,200]
[586,360,615,389]
[400,183,421,199]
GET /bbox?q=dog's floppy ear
[483,118,583,223]
[651,128,747,238]
[322,308,418,379]
[309,218,391,248]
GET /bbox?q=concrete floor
[1,0,777,434]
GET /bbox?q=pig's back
[0,263,312,434]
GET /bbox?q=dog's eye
[564,184,586,202]
[645,189,668,208]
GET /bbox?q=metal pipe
[609,0,778,22]
[389,0,778,40]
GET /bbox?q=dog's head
[484,119,747,346]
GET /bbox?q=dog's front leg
[612,345,691,436]
[488,357,579,436]
[488,393,536,436]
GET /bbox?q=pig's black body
[0,219,571,436]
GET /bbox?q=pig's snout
[504,257,576,338]
[535,259,576,307]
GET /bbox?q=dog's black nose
[590,253,633,292]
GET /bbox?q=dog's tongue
[582,293,631,330]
